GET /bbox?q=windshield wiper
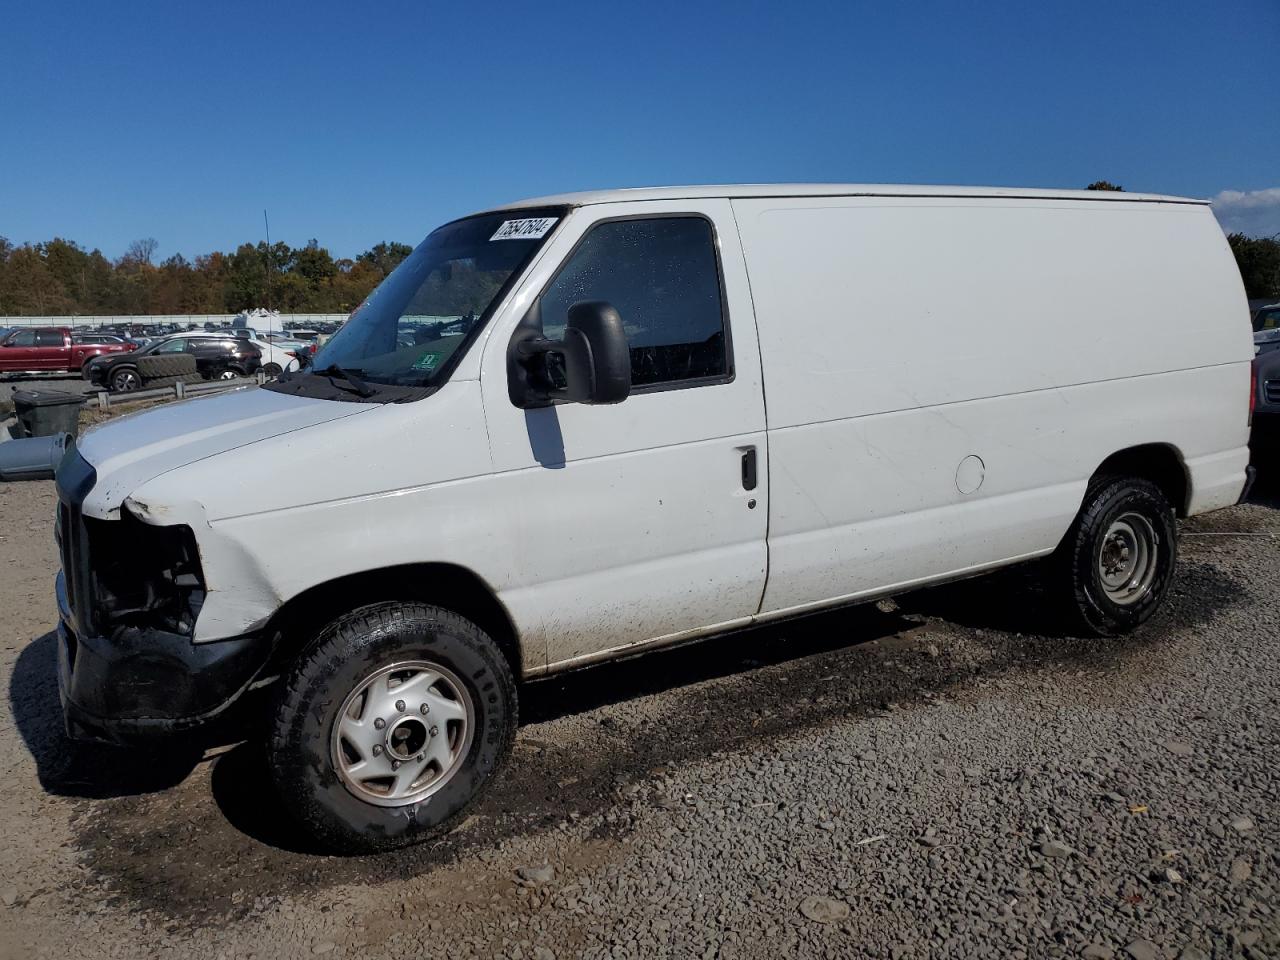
[312,364,376,398]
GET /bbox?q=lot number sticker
[490,217,558,241]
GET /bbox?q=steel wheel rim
[114,370,139,391]
[330,660,474,807]
[1097,511,1158,605]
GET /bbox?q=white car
[246,336,301,377]
[224,328,304,376]
[260,331,311,350]
[54,183,1253,854]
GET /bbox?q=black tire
[110,366,141,392]
[1049,477,1177,636]
[262,362,282,378]
[268,602,518,853]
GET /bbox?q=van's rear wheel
[268,602,517,853]
[1051,477,1177,636]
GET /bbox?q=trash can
[0,433,70,481]
[11,389,87,439]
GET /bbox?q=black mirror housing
[562,301,631,403]
[509,300,631,408]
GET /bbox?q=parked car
[54,184,1254,854]
[284,328,326,347]
[228,329,302,376]
[1253,303,1280,356]
[85,333,261,392]
[255,338,301,377]
[71,333,127,345]
[0,326,135,376]
[1251,348,1280,461]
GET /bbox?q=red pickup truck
[0,327,136,376]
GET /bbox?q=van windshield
[304,208,564,394]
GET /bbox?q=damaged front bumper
[56,570,271,744]
[53,443,274,744]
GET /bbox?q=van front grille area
[58,502,77,613]
[55,448,98,639]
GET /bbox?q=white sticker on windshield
[490,217,558,241]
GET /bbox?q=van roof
[488,183,1205,211]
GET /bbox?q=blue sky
[1,0,1277,260]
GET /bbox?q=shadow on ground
[9,631,207,799]
[1245,456,1280,509]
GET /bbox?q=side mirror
[509,301,631,407]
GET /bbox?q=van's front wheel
[268,602,517,853]
[1051,477,1177,636]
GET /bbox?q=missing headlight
[85,508,206,636]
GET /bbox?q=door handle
[741,447,757,491]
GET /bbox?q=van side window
[540,217,729,388]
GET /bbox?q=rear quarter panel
[732,196,1252,614]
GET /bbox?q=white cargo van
[54,184,1254,852]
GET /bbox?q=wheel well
[1090,444,1190,517]
[261,563,523,679]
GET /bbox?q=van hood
[78,386,370,517]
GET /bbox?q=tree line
[2,194,1278,315]
[1228,233,1280,301]
[0,236,415,316]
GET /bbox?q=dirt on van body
[1,476,1277,959]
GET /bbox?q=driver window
[155,339,187,353]
[539,217,730,389]
[6,330,36,347]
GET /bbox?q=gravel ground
[0,474,1277,960]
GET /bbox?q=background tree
[223,243,270,311]
[357,241,413,278]
[0,245,72,313]
[1228,233,1280,300]
[1086,180,1124,191]
[123,237,159,266]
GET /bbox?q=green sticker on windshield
[412,352,441,371]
